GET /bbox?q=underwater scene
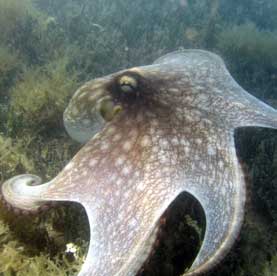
[0,0,276,275]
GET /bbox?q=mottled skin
[1,50,277,276]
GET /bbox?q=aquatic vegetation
[0,46,21,94]
[215,128,277,276]
[0,0,45,65]
[216,23,277,100]
[0,203,86,276]
[0,0,37,42]
[0,135,34,181]
[217,23,277,68]
[252,133,277,227]
[0,0,68,68]
[261,255,277,276]
[7,57,78,135]
[219,0,277,30]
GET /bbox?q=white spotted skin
[1,50,277,276]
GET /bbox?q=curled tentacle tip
[1,174,50,213]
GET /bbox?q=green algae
[216,23,277,100]
[0,203,86,276]
[0,2,83,274]
[262,255,277,276]
[0,0,37,42]
[7,57,78,134]
[0,135,34,181]
[0,46,21,93]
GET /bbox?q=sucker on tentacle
[1,49,277,276]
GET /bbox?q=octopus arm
[181,132,246,275]
[74,125,247,276]
[1,174,59,211]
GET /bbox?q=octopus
[1,49,277,276]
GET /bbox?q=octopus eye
[118,75,138,93]
[97,96,122,122]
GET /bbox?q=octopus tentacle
[1,174,61,213]
[183,133,246,275]
[1,175,52,211]
[0,168,84,213]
